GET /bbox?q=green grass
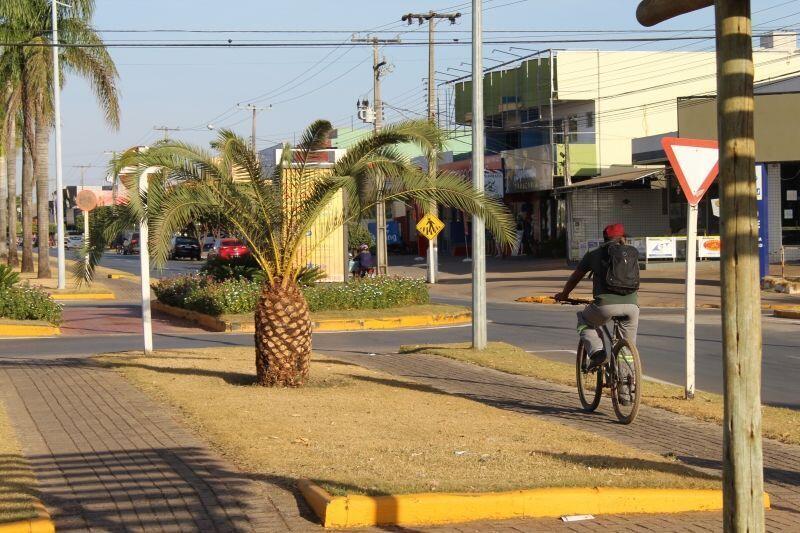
[399,342,800,446]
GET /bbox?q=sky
[56,0,799,186]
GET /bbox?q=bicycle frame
[597,321,622,383]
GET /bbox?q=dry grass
[399,342,800,446]
[97,347,716,496]
[219,303,470,324]
[0,401,39,524]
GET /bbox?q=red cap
[603,223,626,239]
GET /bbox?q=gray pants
[577,303,639,355]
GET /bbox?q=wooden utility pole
[237,103,269,156]
[152,126,181,141]
[402,12,461,285]
[351,36,400,276]
[637,1,764,530]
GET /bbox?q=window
[568,116,579,143]
[586,111,595,129]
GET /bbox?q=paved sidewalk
[325,348,800,532]
[0,358,310,532]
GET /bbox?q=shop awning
[556,168,664,192]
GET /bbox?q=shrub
[183,278,260,316]
[0,285,63,324]
[303,277,429,312]
[151,275,210,307]
[0,265,20,289]
[200,255,261,281]
[153,275,429,316]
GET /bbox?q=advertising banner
[645,237,676,259]
[698,236,721,258]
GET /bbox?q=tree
[80,121,516,387]
[0,0,120,276]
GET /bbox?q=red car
[209,238,250,260]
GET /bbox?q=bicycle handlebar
[556,297,593,306]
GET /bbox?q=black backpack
[603,242,640,295]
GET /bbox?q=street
[6,290,799,409]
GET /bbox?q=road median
[152,301,471,332]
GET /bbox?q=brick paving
[61,305,203,336]
[1,349,797,532]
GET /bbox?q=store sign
[645,237,676,259]
[503,146,554,193]
[756,164,769,280]
[698,236,721,258]
[485,170,504,198]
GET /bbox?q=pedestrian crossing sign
[416,213,445,240]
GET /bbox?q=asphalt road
[62,250,204,278]
[4,296,799,409]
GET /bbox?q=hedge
[0,285,63,324]
[152,275,429,316]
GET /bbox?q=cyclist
[554,223,640,403]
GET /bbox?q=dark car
[169,236,201,260]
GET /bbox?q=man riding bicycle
[554,223,640,403]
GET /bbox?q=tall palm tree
[80,120,515,387]
[0,84,8,261]
[1,0,119,275]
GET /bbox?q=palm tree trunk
[6,117,18,267]
[20,73,35,273]
[0,152,7,262]
[35,112,51,278]
[21,145,34,273]
[254,279,312,387]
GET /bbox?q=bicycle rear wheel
[576,342,602,411]
[611,339,642,424]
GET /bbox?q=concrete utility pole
[637,1,764,530]
[402,12,461,284]
[152,126,181,141]
[237,103,269,155]
[52,0,66,289]
[352,36,400,276]
[471,0,486,349]
[139,168,154,355]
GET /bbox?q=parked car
[123,233,140,255]
[65,235,84,249]
[169,236,201,260]
[208,238,249,260]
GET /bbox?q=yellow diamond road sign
[416,213,445,240]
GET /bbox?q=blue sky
[58,0,796,185]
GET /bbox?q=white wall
[567,187,670,260]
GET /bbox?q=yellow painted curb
[774,308,800,319]
[0,323,60,337]
[298,481,768,528]
[50,292,116,301]
[312,312,471,332]
[107,273,136,280]
[0,502,55,533]
[152,301,471,333]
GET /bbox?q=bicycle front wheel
[576,342,602,412]
[611,339,642,424]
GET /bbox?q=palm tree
[81,120,515,387]
[1,0,119,275]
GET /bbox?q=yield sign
[661,137,719,206]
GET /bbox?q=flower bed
[0,285,63,324]
[152,275,429,317]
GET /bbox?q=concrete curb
[515,295,798,311]
[49,291,116,301]
[152,301,471,333]
[0,322,61,337]
[774,308,800,319]
[297,480,759,528]
[0,502,55,533]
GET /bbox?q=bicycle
[559,297,643,424]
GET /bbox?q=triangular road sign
[661,137,719,206]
